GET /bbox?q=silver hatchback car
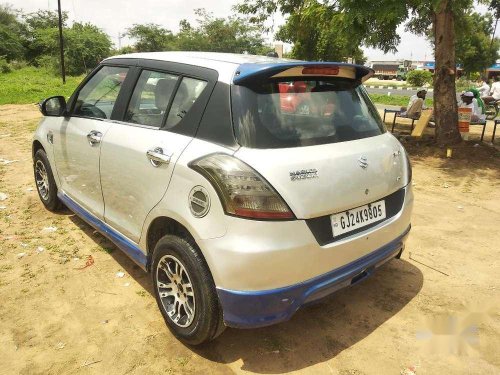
[33,52,413,345]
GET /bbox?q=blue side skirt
[58,192,148,271]
[217,225,411,329]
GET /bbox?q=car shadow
[67,212,423,373]
[193,259,423,373]
[67,213,153,294]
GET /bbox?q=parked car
[33,52,413,345]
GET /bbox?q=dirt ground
[0,104,499,375]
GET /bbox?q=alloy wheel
[156,254,196,327]
[35,160,50,201]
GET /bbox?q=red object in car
[278,81,310,113]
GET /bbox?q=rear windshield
[231,78,386,148]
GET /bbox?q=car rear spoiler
[233,62,374,86]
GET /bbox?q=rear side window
[165,77,208,129]
[73,66,129,119]
[125,70,179,127]
[231,79,386,148]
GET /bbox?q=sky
[4,0,497,62]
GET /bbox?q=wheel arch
[32,140,45,159]
[146,216,199,271]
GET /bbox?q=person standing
[483,76,500,104]
[477,77,490,98]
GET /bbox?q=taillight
[189,154,295,220]
[302,66,339,75]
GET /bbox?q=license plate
[331,200,386,237]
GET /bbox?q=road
[365,86,434,98]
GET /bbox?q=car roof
[104,52,373,84]
[105,52,299,84]
[107,51,297,66]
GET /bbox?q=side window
[73,66,129,119]
[125,70,179,127]
[165,77,208,129]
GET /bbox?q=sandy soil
[0,104,499,375]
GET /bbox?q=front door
[53,65,130,219]
[100,70,209,242]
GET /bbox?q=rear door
[231,74,408,220]
[99,62,217,242]
[53,65,130,219]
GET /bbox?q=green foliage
[455,12,500,75]
[64,23,112,75]
[19,11,111,75]
[111,46,135,55]
[127,23,175,52]
[455,76,477,91]
[406,70,433,87]
[127,9,268,55]
[23,9,66,30]
[175,9,268,54]
[274,1,365,62]
[0,67,83,105]
[22,10,68,63]
[489,0,500,18]
[469,71,481,81]
[0,57,12,73]
[0,5,25,61]
[368,93,433,107]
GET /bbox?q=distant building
[421,61,464,77]
[486,62,500,79]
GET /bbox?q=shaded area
[404,139,500,178]
[68,214,152,294]
[195,260,423,373]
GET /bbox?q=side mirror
[40,96,67,117]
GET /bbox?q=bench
[383,109,416,133]
[384,109,489,141]
[383,108,399,123]
[469,120,487,141]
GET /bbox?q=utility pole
[118,32,126,50]
[491,17,498,49]
[57,0,66,84]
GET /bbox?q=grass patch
[369,93,433,107]
[0,67,84,105]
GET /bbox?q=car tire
[151,235,225,345]
[33,149,62,211]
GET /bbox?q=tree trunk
[433,0,461,145]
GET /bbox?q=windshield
[231,78,386,149]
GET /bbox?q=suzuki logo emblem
[358,156,368,169]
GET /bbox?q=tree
[274,1,366,62]
[64,23,112,75]
[490,0,500,42]
[455,12,500,75]
[237,0,492,145]
[175,9,269,54]
[406,70,433,86]
[0,5,25,61]
[21,10,69,64]
[127,23,175,52]
[21,11,111,75]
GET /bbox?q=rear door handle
[146,147,172,167]
[87,130,102,146]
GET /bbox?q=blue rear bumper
[217,225,410,328]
